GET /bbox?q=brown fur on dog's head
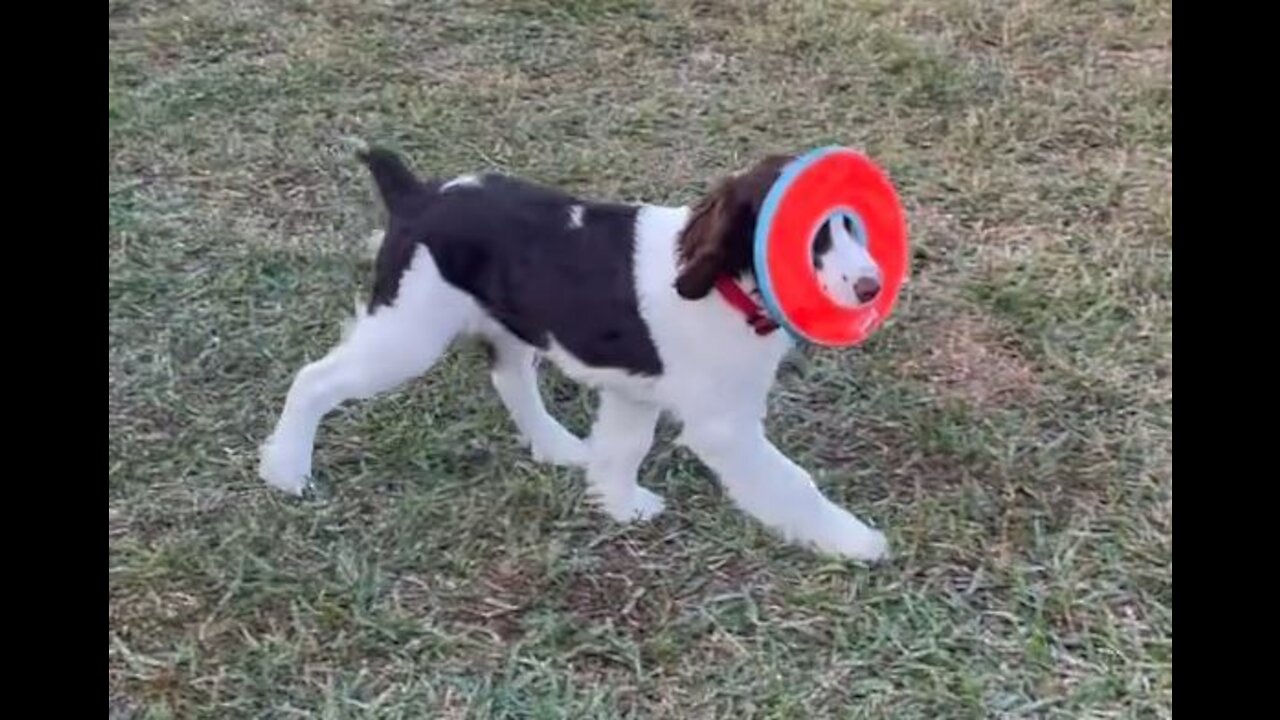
[674,154,794,299]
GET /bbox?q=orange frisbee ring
[753,146,909,347]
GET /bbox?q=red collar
[715,276,779,336]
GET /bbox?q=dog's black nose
[854,277,880,304]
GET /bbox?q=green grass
[109,1,1172,717]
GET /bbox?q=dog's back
[362,149,664,375]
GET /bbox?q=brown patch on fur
[675,154,793,299]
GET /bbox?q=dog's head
[675,155,882,308]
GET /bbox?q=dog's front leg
[679,416,888,561]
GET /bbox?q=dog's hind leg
[486,332,588,468]
[584,390,663,522]
[258,247,469,494]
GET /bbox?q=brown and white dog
[259,147,889,561]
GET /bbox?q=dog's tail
[354,142,426,216]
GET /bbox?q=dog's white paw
[597,486,666,523]
[258,435,312,496]
[822,526,889,562]
[805,505,890,562]
[529,432,589,468]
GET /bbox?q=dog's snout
[854,277,880,304]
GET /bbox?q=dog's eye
[812,226,833,267]
[841,215,868,246]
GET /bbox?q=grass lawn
[109,1,1172,717]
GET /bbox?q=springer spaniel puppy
[259,147,889,561]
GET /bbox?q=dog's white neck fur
[259,198,889,562]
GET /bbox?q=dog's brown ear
[674,178,737,299]
[675,154,795,300]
